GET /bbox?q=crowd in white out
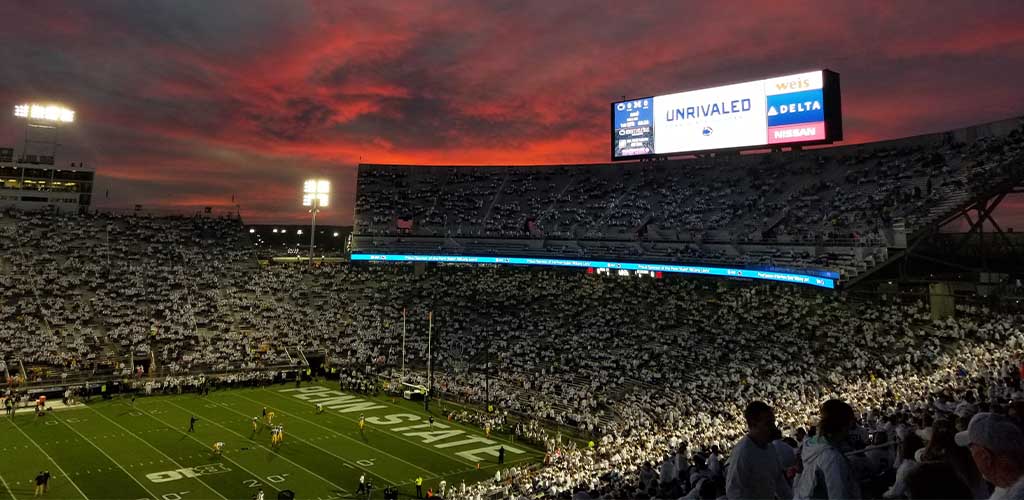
[459,337,1024,499]
[354,120,1024,276]
[2,210,1024,499]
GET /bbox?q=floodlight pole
[308,198,319,267]
[426,311,433,411]
[401,307,407,382]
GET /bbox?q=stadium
[3,4,1024,500]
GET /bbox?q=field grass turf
[0,383,543,499]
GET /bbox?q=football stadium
[3,3,1024,500]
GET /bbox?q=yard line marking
[0,471,16,500]
[9,419,88,500]
[129,402,284,494]
[258,388,479,466]
[55,412,162,500]
[82,404,229,500]
[162,399,350,495]
[228,393,433,477]
[215,395,409,483]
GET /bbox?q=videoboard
[612,70,841,160]
[351,253,836,289]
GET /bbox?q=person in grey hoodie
[793,399,861,500]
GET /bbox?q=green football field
[0,383,543,499]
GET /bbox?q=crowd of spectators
[463,343,1024,499]
[353,118,1024,280]
[1,210,1022,498]
[2,117,1024,499]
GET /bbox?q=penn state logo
[702,126,713,136]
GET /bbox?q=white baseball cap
[954,412,1024,453]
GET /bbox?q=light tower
[7,102,92,214]
[13,103,74,164]
[302,178,330,266]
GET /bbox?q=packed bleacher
[0,210,289,377]
[3,115,1024,499]
[353,116,1024,282]
[2,206,1023,498]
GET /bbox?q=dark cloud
[256,97,335,141]
[0,0,1021,225]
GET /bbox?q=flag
[396,218,413,230]
[526,218,544,237]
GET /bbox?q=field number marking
[147,465,230,483]
[242,474,290,488]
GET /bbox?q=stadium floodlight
[302,179,330,208]
[14,103,75,123]
[302,178,330,266]
[13,102,74,164]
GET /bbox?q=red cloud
[1,1,1022,226]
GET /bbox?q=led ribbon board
[350,253,836,289]
[612,70,841,160]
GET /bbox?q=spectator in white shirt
[708,445,723,479]
[726,401,792,499]
[771,428,797,473]
[883,432,924,498]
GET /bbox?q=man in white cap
[955,412,1024,500]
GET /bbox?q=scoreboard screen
[612,70,842,160]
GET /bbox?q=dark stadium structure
[246,224,352,257]
[352,116,1024,289]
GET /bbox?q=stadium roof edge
[357,114,1024,170]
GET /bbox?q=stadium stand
[2,117,1024,499]
[353,117,1024,284]
[2,207,1022,497]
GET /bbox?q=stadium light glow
[302,179,330,208]
[14,103,75,123]
[303,178,330,266]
